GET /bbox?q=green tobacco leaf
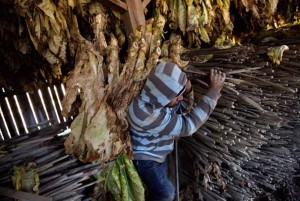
[123,154,145,201]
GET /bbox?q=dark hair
[176,86,186,97]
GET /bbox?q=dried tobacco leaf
[83,103,118,162]
[267,45,289,64]
[64,112,86,157]
[11,162,39,193]
[177,0,187,34]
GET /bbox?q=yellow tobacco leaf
[48,35,62,55]
[36,0,56,22]
[199,26,210,43]
[64,112,86,156]
[267,45,289,64]
[177,0,187,34]
[11,163,39,193]
[42,49,59,64]
[83,103,117,162]
[33,12,41,40]
[68,0,76,8]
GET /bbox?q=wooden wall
[0,84,70,141]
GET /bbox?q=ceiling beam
[123,0,146,39]
[142,0,151,8]
[99,0,146,41]
[99,0,128,11]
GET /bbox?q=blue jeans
[133,160,175,201]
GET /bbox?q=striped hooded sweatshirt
[128,62,220,163]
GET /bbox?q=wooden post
[0,187,52,201]
[123,0,146,39]
[102,0,151,40]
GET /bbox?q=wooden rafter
[124,0,145,36]
[106,0,128,10]
[106,0,151,10]
[100,0,152,40]
[142,0,152,8]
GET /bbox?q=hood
[139,62,187,108]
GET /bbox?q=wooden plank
[0,187,52,201]
[52,85,67,123]
[143,0,151,8]
[51,191,76,201]
[107,0,128,10]
[39,159,78,176]
[0,99,15,139]
[28,91,48,129]
[5,96,21,136]
[35,149,65,166]
[124,0,146,39]
[47,86,62,124]
[39,175,68,193]
[14,93,31,134]
[38,87,54,126]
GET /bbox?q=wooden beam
[0,187,52,201]
[98,0,127,11]
[107,0,128,10]
[142,0,152,8]
[123,0,146,39]
[98,0,146,40]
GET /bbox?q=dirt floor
[254,178,300,201]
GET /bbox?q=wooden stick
[0,187,52,201]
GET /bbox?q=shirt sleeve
[141,88,221,137]
[176,90,219,137]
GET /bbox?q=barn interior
[0,0,300,200]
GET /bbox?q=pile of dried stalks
[1,0,300,91]
[0,125,104,201]
[177,40,300,200]
[0,1,300,200]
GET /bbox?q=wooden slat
[4,96,20,136]
[0,99,14,138]
[0,104,11,140]
[47,86,61,124]
[29,91,48,129]
[38,88,52,125]
[143,0,151,8]
[13,94,29,134]
[124,0,146,39]
[107,0,128,10]
[0,84,69,140]
[52,85,66,123]
[99,0,128,12]
[0,187,52,201]
[25,92,41,132]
